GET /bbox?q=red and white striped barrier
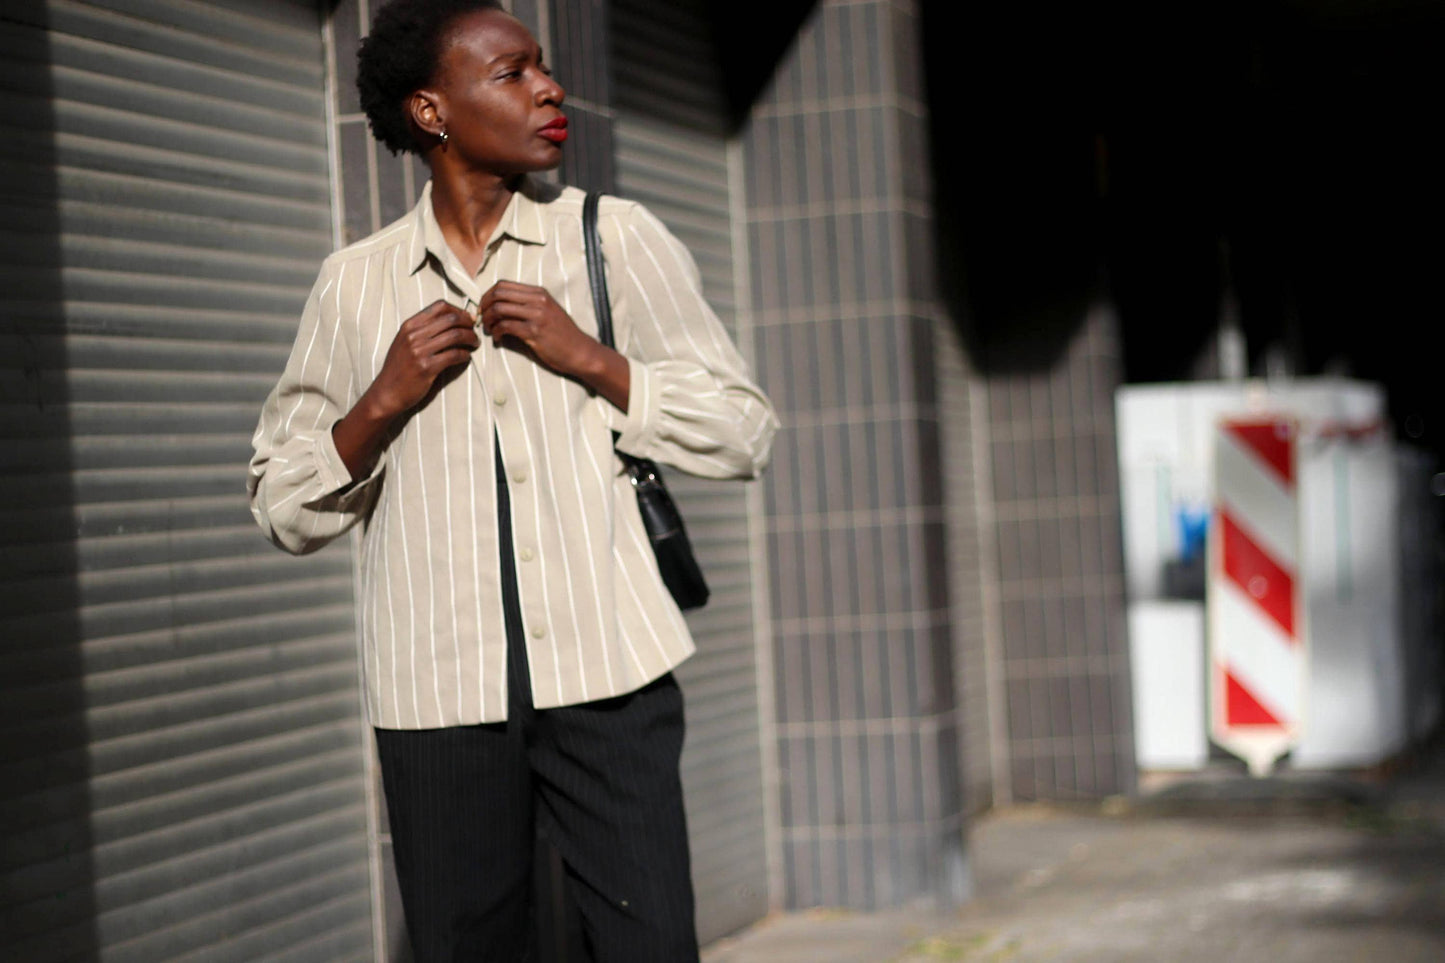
[1208,417,1307,775]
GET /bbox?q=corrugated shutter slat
[0,1,371,960]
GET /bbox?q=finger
[416,322,482,355]
[479,302,539,334]
[486,319,529,346]
[415,349,473,379]
[481,292,539,317]
[404,300,459,328]
[430,348,475,370]
[477,284,527,314]
[420,325,482,353]
[410,305,476,340]
[436,302,475,324]
[402,304,466,338]
[488,281,550,308]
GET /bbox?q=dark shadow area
[0,2,98,961]
[706,0,818,131]
[552,0,616,192]
[1279,826,1445,948]
[606,0,817,138]
[922,0,1445,456]
[1121,732,1445,945]
[921,2,1111,373]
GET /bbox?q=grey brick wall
[981,307,1136,800]
[742,0,969,909]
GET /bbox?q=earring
[439,129,448,145]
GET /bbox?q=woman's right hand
[368,300,481,417]
[333,300,480,477]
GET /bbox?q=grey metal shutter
[0,2,373,961]
[612,0,772,943]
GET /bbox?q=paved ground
[704,747,1445,963]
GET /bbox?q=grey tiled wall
[981,306,1136,800]
[743,0,968,909]
[935,318,999,817]
[333,0,424,248]
[549,0,615,192]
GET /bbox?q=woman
[247,1,778,959]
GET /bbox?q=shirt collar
[406,176,550,278]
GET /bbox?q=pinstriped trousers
[373,440,699,962]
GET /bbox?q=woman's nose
[537,75,565,106]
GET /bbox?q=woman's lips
[538,118,568,143]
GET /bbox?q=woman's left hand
[477,280,598,375]
[477,280,630,411]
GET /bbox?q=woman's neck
[429,164,522,276]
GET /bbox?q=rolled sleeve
[248,258,382,554]
[613,356,660,455]
[605,201,779,480]
[310,421,355,493]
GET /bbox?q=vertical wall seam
[322,1,389,957]
[730,134,786,912]
[970,377,1012,805]
[319,1,387,958]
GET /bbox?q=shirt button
[530,625,546,639]
[512,470,526,484]
[493,392,507,406]
[519,548,534,562]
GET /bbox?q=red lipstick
[539,117,568,143]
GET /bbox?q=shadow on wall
[920,3,1107,376]
[0,2,98,961]
[705,0,819,132]
[918,1,1263,378]
[922,0,1445,453]
[719,0,1107,376]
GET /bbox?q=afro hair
[356,0,506,156]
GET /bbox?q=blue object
[1176,505,1210,563]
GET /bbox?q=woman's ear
[408,89,445,142]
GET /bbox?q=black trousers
[373,441,698,963]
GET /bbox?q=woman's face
[420,8,567,174]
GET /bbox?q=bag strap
[583,190,649,474]
[582,191,614,350]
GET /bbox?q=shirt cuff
[314,424,384,497]
[613,359,660,458]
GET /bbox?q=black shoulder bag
[582,191,709,611]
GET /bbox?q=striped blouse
[248,177,777,729]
